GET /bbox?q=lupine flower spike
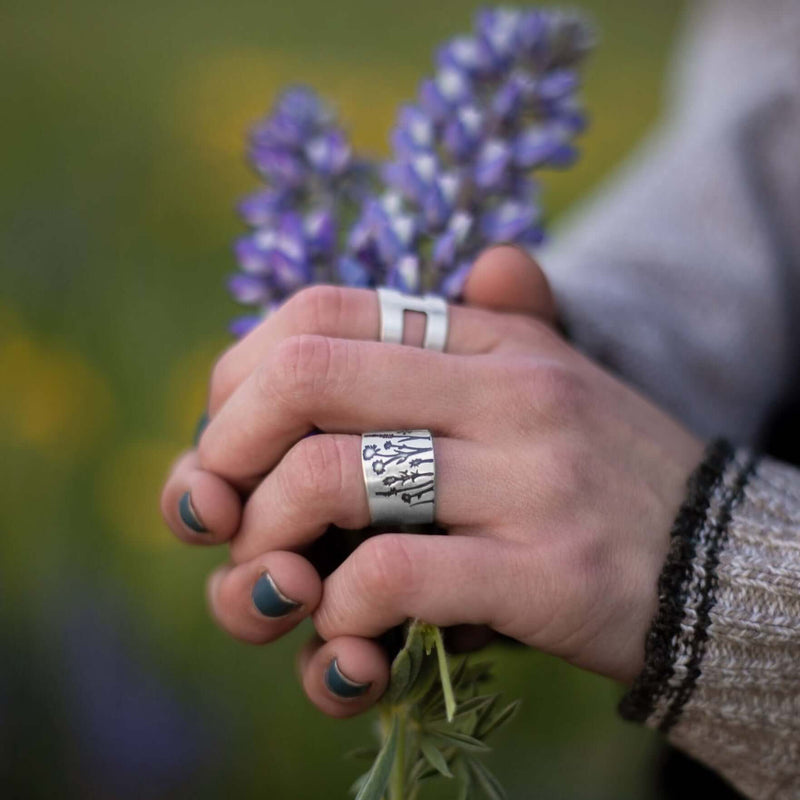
[229,86,375,337]
[348,7,593,300]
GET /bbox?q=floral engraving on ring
[362,431,435,510]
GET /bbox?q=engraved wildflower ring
[376,287,449,351]
[361,430,436,525]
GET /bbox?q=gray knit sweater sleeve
[618,441,800,799]
[541,0,800,444]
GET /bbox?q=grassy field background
[1,1,685,796]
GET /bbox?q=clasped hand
[161,246,703,717]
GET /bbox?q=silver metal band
[361,430,436,525]
[376,287,449,351]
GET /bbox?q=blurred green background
[1,1,685,797]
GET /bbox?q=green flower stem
[432,626,456,722]
[388,705,408,800]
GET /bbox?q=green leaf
[406,618,426,650]
[420,736,453,778]
[432,694,495,723]
[454,758,472,800]
[409,757,438,784]
[466,758,507,800]
[458,661,494,686]
[385,646,414,705]
[385,620,430,705]
[355,713,400,800]
[476,699,521,739]
[419,687,446,720]
[449,656,470,688]
[404,647,439,705]
[349,772,369,796]
[426,725,491,753]
[475,696,499,733]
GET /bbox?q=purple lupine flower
[228,86,377,335]
[391,106,436,157]
[437,36,494,76]
[304,207,336,256]
[443,104,484,161]
[419,70,472,121]
[474,139,514,190]
[514,122,577,168]
[477,8,524,64]
[480,199,543,243]
[352,6,592,299]
[304,130,351,176]
[439,260,474,300]
[236,188,289,227]
[228,273,273,305]
[432,211,474,270]
[230,9,592,334]
[386,253,421,294]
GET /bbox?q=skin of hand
[161,245,704,718]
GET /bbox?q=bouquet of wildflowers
[227,8,592,798]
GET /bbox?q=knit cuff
[620,442,800,799]
[618,438,756,730]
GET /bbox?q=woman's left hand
[161,246,703,718]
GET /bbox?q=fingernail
[251,572,301,618]
[193,411,209,446]
[324,658,371,699]
[179,491,208,533]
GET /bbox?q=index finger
[209,279,547,416]
[198,335,485,485]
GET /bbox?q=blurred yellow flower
[174,46,411,160]
[145,45,415,229]
[96,438,183,551]
[0,306,114,461]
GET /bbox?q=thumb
[461,244,557,324]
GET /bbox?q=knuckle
[286,285,347,334]
[557,443,592,499]
[527,361,587,424]
[531,437,594,514]
[268,334,339,406]
[488,359,587,439]
[355,534,417,603]
[279,435,345,510]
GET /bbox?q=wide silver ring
[361,430,436,525]
[376,287,449,351]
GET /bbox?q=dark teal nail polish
[324,658,371,699]
[251,572,301,618]
[179,491,208,533]
[193,412,209,446]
